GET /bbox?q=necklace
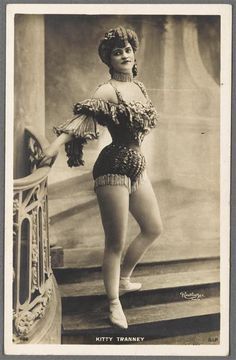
[111,70,133,82]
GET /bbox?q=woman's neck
[111,70,133,82]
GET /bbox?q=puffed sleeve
[53,98,124,167]
[53,113,99,167]
[72,98,123,126]
[54,100,101,167]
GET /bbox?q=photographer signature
[180,291,205,301]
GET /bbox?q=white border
[5,3,232,15]
[5,3,232,356]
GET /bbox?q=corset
[53,80,159,168]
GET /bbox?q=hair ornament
[104,30,116,41]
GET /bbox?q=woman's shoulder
[92,82,118,104]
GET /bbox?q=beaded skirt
[93,143,146,194]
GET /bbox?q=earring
[132,59,138,77]
[109,66,114,76]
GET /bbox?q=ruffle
[53,112,100,167]
[53,96,158,167]
[53,98,127,168]
[73,98,127,126]
[126,102,158,128]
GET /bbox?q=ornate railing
[13,127,58,343]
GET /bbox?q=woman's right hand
[37,144,59,168]
[37,133,72,168]
[42,144,59,158]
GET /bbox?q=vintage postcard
[4,3,231,356]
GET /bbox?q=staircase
[48,160,220,345]
[54,251,220,344]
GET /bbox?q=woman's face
[110,43,135,74]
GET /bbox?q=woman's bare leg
[96,185,129,328]
[95,185,129,300]
[121,176,163,278]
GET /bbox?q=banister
[14,168,50,190]
[13,127,60,343]
[14,126,57,190]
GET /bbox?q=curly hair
[98,26,139,67]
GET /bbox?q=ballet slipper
[109,299,128,329]
[120,276,142,294]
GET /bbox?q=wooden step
[62,297,220,335]
[54,257,220,284]
[60,268,220,315]
[58,243,220,270]
[59,269,219,299]
[62,282,219,316]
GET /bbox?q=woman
[40,26,163,329]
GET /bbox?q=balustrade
[13,127,58,343]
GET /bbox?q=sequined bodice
[106,81,158,146]
[54,80,159,167]
[71,80,158,147]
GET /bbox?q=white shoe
[109,299,128,329]
[120,276,142,294]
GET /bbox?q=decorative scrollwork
[31,210,39,292]
[14,281,53,339]
[13,198,20,213]
[13,128,57,343]
[43,246,48,274]
[28,137,44,173]
[42,197,49,274]
[31,245,39,293]
[14,310,35,336]
[35,184,41,201]
[32,245,39,262]
[13,197,20,237]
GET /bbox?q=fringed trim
[130,170,147,193]
[94,171,147,194]
[94,174,131,194]
[65,137,86,167]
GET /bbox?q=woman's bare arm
[42,132,73,158]
[43,84,116,159]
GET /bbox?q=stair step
[54,257,219,284]
[62,283,219,315]
[59,243,219,269]
[59,269,219,299]
[62,297,220,334]
[60,268,220,315]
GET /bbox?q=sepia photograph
[4,3,231,356]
